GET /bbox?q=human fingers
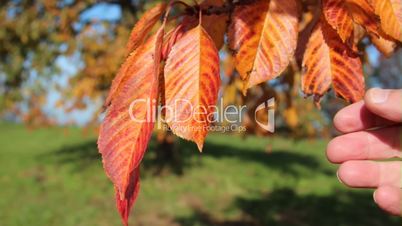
[374,186,402,216]
[337,161,402,188]
[326,126,401,163]
[333,101,396,133]
[365,88,402,123]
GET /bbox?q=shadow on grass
[201,141,327,176]
[43,136,327,177]
[41,139,101,171]
[176,188,402,226]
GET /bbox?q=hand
[327,88,402,215]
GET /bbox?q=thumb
[364,88,402,123]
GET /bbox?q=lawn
[0,122,400,226]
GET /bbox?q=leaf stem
[169,1,191,9]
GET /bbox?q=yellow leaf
[371,0,402,41]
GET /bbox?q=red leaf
[322,0,354,43]
[323,0,353,43]
[347,0,380,36]
[105,3,166,107]
[302,16,365,103]
[98,24,165,226]
[322,0,380,49]
[115,167,140,226]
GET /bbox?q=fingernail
[336,171,344,184]
[373,190,378,204]
[370,88,389,104]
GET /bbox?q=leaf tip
[241,86,248,96]
[196,141,204,152]
[313,95,323,109]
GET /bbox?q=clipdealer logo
[254,97,275,133]
[128,97,275,132]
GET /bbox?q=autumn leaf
[370,32,398,57]
[323,0,379,45]
[93,1,402,225]
[295,9,321,66]
[346,0,380,36]
[115,167,140,226]
[180,0,228,49]
[198,0,228,49]
[371,0,402,41]
[105,3,166,107]
[322,0,354,43]
[302,16,365,103]
[98,24,165,226]
[125,2,167,56]
[352,23,367,45]
[228,0,299,93]
[164,23,220,151]
[162,24,185,61]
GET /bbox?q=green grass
[0,122,400,226]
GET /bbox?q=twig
[184,0,258,16]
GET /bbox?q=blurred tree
[374,50,402,89]
[0,0,159,125]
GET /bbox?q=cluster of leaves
[98,0,402,225]
[302,0,401,102]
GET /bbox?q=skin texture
[327,88,402,216]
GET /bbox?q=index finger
[334,101,396,133]
[364,88,402,123]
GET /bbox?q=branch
[184,0,258,16]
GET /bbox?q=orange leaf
[198,0,228,49]
[180,0,228,49]
[352,23,367,44]
[162,25,185,61]
[370,32,398,57]
[164,24,220,151]
[295,9,320,66]
[105,3,166,107]
[98,25,165,226]
[302,17,365,103]
[322,0,354,43]
[371,0,402,41]
[323,0,380,46]
[228,0,299,92]
[125,3,167,56]
[346,0,380,36]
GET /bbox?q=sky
[42,3,122,126]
